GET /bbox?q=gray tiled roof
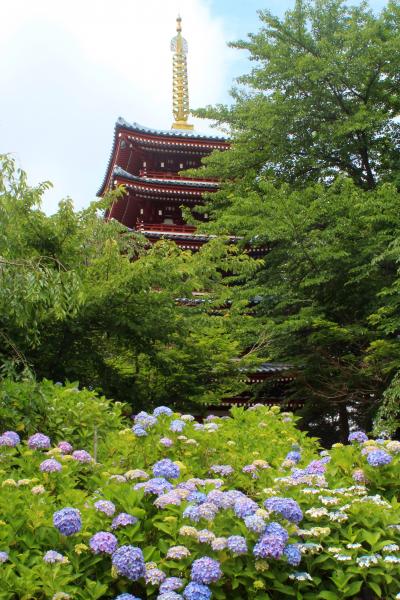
[113,166,219,189]
[240,362,293,374]
[117,117,228,141]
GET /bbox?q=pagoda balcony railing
[138,222,197,233]
[139,169,218,183]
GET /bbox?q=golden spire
[171,15,194,130]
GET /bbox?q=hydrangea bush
[0,404,399,599]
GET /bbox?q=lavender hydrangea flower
[209,464,234,476]
[166,546,191,560]
[367,449,392,467]
[244,514,266,534]
[158,593,183,600]
[253,534,285,559]
[188,491,207,504]
[264,497,303,523]
[28,433,51,450]
[43,550,67,563]
[284,544,302,566]
[58,441,73,454]
[94,500,116,516]
[145,566,166,585]
[183,582,212,600]
[160,437,174,448]
[153,406,174,417]
[191,557,222,584]
[352,469,367,483]
[0,551,9,563]
[40,458,62,473]
[183,505,200,522]
[89,531,118,554]
[170,420,185,433]
[227,536,247,555]
[72,450,92,463]
[143,477,174,496]
[111,513,138,529]
[304,460,326,475]
[53,507,82,536]
[265,522,289,543]
[0,431,20,447]
[160,577,184,592]
[286,450,301,463]
[111,545,145,581]
[348,431,368,443]
[152,459,180,480]
[234,496,259,518]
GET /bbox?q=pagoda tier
[99,118,229,242]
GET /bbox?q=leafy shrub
[0,405,399,599]
[0,378,127,450]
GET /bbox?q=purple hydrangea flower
[264,497,303,523]
[152,459,180,480]
[234,496,259,518]
[170,420,185,433]
[94,500,116,516]
[191,557,222,585]
[253,534,285,559]
[111,545,145,581]
[143,477,174,496]
[183,505,200,523]
[352,469,366,483]
[53,507,81,536]
[40,458,62,473]
[183,582,212,600]
[198,502,219,521]
[158,593,183,600]
[153,406,174,417]
[145,566,166,585]
[43,550,66,563]
[160,577,184,592]
[284,544,302,566]
[227,536,247,555]
[209,464,234,476]
[0,431,20,447]
[265,522,289,543]
[188,491,207,504]
[367,449,392,467]
[58,441,73,454]
[348,431,368,444]
[89,531,118,554]
[28,433,51,449]
[0,551,9,563]
[72,450,92,463]
[111,513,138,529]
[304,460,326,475]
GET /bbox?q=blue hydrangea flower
[285,450,301,463]
[132,425,148,437]
[153,406,174,417]
[40,458,62,472]
[94,500,116,516]
[89,531,118,554]
[265,522,289,542]
[233,496,259,518]
[183,505,200,523]
[366,449,392,467]
[284,544,302,566]
[348,431,368,443]
[0,551,9,563]
[264,497,303,523]
[244,514,266,534]
[143,477,174,496]
[187,491,207,504]
[152,459,180,480]
[170,420,186,433]
[111,545,145,581]
[115,595,142,600]
[157,593,183,600]
[253,534,285,559]
[227,535,247,555]
[190,557,222,584]
[111,512,138,529]
[53,507,82,536]
[28,433,51,449]
[183,582,212,600]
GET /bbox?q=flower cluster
[53,508,82,536]
[111,545,146,581]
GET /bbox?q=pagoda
[98,16,230,251]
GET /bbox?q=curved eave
[113,166,219,190]
[117,117,229,142]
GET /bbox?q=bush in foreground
[0,403,399,599]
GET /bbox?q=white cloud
[0,0,235,213]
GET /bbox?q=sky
[0,0,388,213]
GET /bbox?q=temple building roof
[116,117,228,141]
[113,166,219,189]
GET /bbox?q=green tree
[195,0,400,190]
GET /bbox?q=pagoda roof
[116,117,228,142]
[98,117,228,196]
[113,166,219,190]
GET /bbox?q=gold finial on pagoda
[171,16,194,130]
